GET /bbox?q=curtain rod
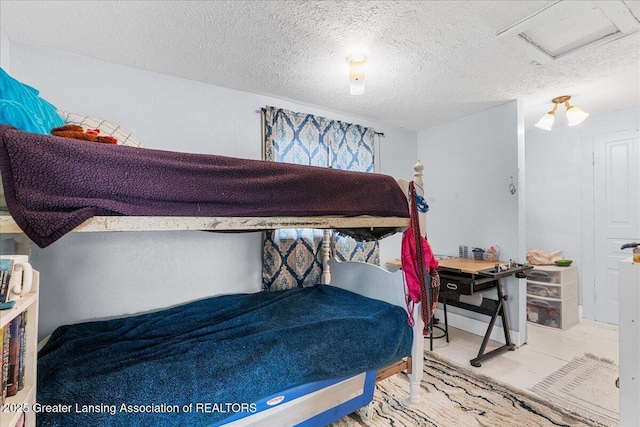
[260,108,384,137]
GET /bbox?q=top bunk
[0,126,410,247]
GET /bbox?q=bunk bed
[0,126,427,427]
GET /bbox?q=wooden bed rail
[0,214,407,234]
[376,357,412,382]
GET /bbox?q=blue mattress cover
[37,285,412,427]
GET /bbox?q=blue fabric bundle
[0,68,64,134]
[38,285,412,427]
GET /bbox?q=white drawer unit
[526,265,578,330]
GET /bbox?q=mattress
[37,285,412,426]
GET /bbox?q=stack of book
[1,312,26,404]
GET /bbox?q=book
[18,311,26,391]
[6,316,19,396]
[0,325,4,404]
[1,323,8,403]
[0,258,12,304]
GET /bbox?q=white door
[593,129,640,324]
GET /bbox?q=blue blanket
[37,285,412,427]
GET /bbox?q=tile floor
[427,319,619,393]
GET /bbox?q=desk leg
[497,279,514,349]
[469,280,515,367]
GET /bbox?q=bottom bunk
[36,284,413,427]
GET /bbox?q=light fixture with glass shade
[535,109,556,130]
[347,55,366,95]
[535,95,589,130]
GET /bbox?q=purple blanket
[0,126,409,248]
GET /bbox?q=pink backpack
[401,181,440,328]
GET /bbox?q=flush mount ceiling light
[535,95,589,130]
[347,55,366,96]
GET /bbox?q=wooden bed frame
[2,161,427,408]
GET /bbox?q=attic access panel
[497,0,640,64]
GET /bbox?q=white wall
[7,41,417,340]
[526,106,640,320]
[0,30,9,71]
[417,101,527,346]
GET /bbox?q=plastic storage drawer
[527,282,562,299]
[527,298,562,328]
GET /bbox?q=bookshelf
[1,270,39,427]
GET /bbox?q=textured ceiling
[1,0,639,131]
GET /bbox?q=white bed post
[413,160,426,240]
[408,160,426,403]
[321,229,331,284]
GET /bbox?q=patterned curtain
[262,106,379,291]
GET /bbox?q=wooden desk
[388,257,532,367]
[438,258,531,367]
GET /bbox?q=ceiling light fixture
[535,95,589,130]
[347,55,366,96]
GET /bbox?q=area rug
[331,352,610,427]
[530,353,619,427]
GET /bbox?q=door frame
[580,133,596,321]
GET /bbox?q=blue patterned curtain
[262,106,379,291]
